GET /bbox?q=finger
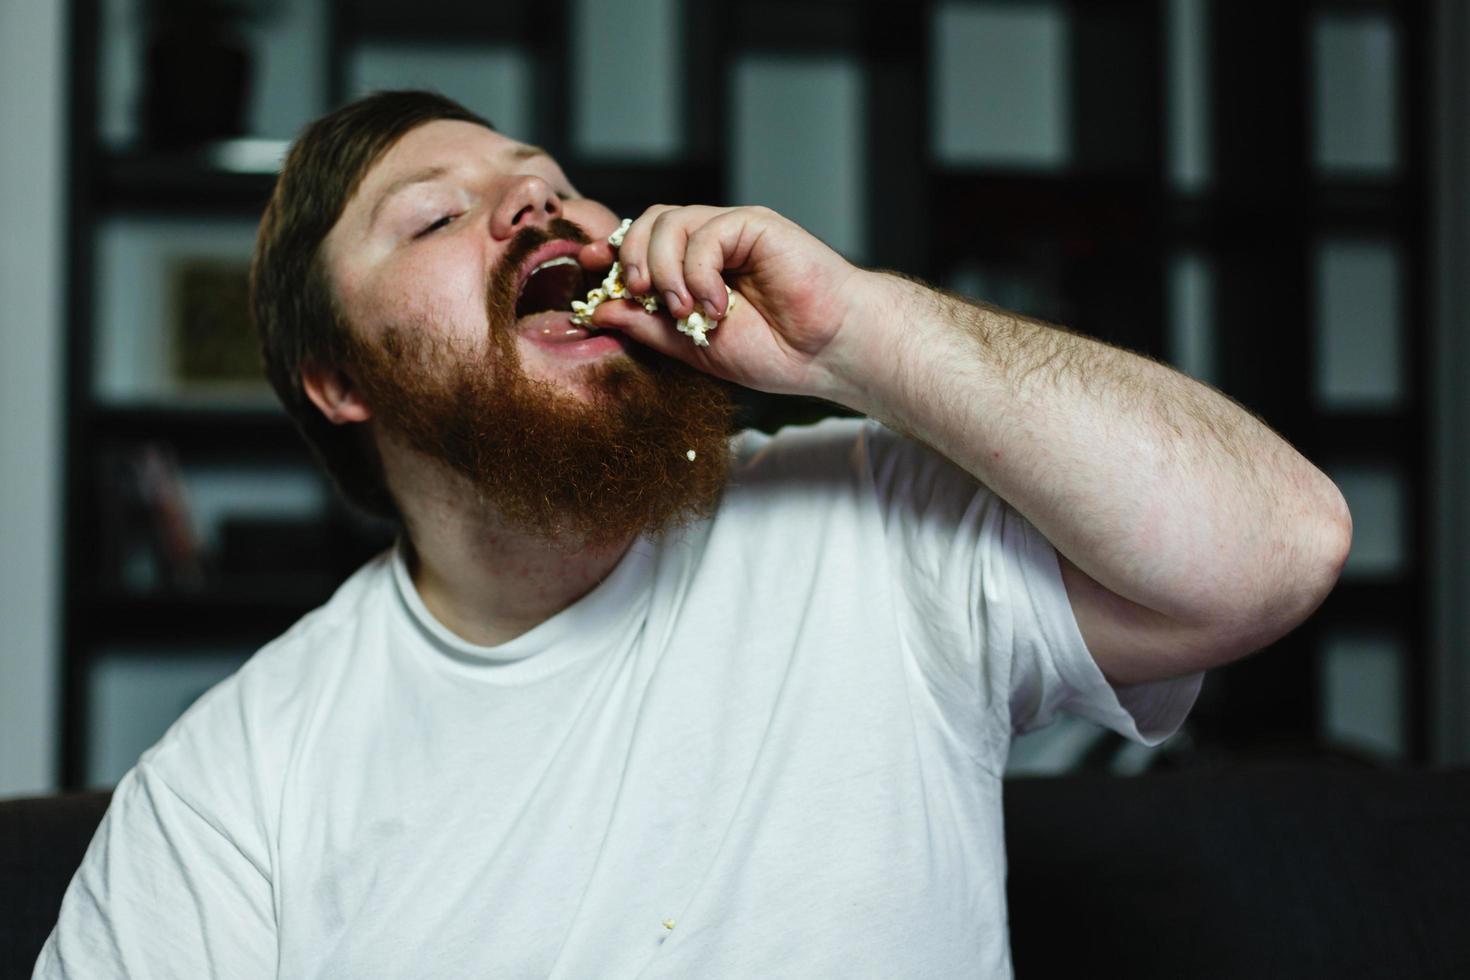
[683,211,752,318]
[625,205,727,315]
[578,239,614,272]
[646,209,697,319]
[616,204,677,296]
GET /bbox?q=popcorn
[607,217,633,248]
[674,305,723,348]
[569,262,658,324]
[569,217,733,348]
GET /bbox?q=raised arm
[822,271,1352,685]
[590,205,1352,686]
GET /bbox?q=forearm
[824,270,1352,633]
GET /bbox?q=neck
[397,477,636,648]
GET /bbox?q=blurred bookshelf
[59,0,1433,788]
[96,149,281,213]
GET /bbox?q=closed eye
[415,214,459,238]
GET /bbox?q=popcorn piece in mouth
[569,217,733,347]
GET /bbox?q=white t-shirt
[36,416,1203,979]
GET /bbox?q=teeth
[530,255,579,275]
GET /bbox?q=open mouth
[513,256,610,332]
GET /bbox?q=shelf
[87,403,310,457]
[570,160,724,213]
[339,0,544,43]
[97,147,723,222]
[728,1,870,52]
[1316,579,1415,629]
[84,580,341,645]
[927,169,1160,255]
[96,149,279,215]
[1164,179,1414,244]
[921,169,1408,255]
[1311,177,1412,230]
[1313,412,1416,459]
[341,0,900,52]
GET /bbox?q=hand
[586,204,878,402]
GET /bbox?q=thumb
[578,240,615,271]
[590,300,699,365]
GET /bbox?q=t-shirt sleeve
[33,702,277,979]
[861,417,1203,772]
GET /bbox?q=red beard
[341,218,742,552]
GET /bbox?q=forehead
[354,119,545,204]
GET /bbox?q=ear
[301,361,372,424]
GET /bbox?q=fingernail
[623,264,639,286]
[663,290,681,313]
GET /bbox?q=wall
[0,0,66,797]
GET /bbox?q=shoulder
[233,548,396,693]
[136,549,397,827]
[222,548,394,717]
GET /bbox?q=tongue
[540,325,595,344]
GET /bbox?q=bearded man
[37,91,1351,978]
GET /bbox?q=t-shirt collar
[390,532,656,677]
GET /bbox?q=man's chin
[350,317,739,550]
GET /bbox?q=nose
[491,175,563,239]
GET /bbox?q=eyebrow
[365,145,558,231]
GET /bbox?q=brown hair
[250,90,495,522]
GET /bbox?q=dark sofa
[4,763,1468,978]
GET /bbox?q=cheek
[372,251,490,345]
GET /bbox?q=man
[37,91,1351,977]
